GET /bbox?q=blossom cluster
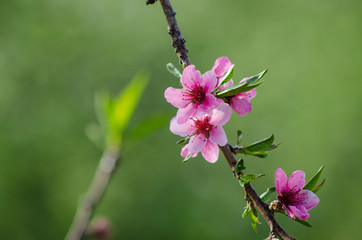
[164,57,256,163]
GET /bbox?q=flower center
[192,116,213,138]
[183,85,206,105]
[278,187,303,206]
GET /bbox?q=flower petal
[188,134,207,154]
[246,89,257,99]
[275,168,288,195]
[170,117,194,137]
[209,126,227,146]
[164,87,189,108]
[201,140,219,163]
[181,145,197,158]
[176,103,197,124]
[230,95,251,117]
[289,205,310,220]
[208,102,232,126]
[212,56,232,77]
[287,170,306,192]
[299,190,320,210]
[201,70,217,93]
[181,65,202,90]
[284,205,296,219]
[199,94,218,111]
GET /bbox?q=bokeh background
[0,0,361,239]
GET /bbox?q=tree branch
[151,1,296,239]
[65,146,120,240]
[158,0,191,68]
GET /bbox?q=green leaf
[243,134,274,152]
[234,158,246,175]
[260,187,276,203]
[215,81,248,97]
[85,123,103,148]
[128,114,169,141]
[107,72,149,145]
[250,208,259,232]
[215,64,234,90]
[182,154,192,163]
[304,165,325,191]
[312,178,325,193]
[215,69,267,98]
[242,206,250,218]
[236,130,243,146]
[166,63,182,78]
[176,137,190,146]
[239,173,265,186]
[279,212,313,227]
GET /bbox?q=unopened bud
[86,216,112,240]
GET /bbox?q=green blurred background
[0,0,361,239]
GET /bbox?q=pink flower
[212,57,256,117]
[170,102,231,163]
[275,168,320,220]
[164,65,219,123]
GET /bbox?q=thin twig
[159,0,191,68]
[65,146,120,240]
[151,1,296,239]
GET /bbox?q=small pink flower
[275,168,320,220]
[212,57,256,117]
[170,102,231,163]
[165,65,219,123]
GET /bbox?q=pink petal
[208,126,227,146]
[188,134,207,154]
[208,102,232,126]
[275,168,288,195]
[170,117,194,137]
[230,95,251,117]
[287,170,306,192]
[299,190,320,210]
[201,140,219,163]
[164,87,189,108]
[181,146,197,158]
[181,65,202,90]
[176,103,197,124]
[289,205,310,220]
[212,56,232,76]
[199,94,218,111]
[246,88,257,99]
[284,206,296,219]
[201,70,217,93]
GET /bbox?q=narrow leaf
[216,81,248,97]
[234,159,246,175]
[108,72,149,144]
[176,137,190,146]
[166,63,182,78]
[236,130,243,146]
[312,178,325,193]
[260,187,276,203]
[243,134,274,152]
[128,114,169,141]
[182,154,192,163]
[278,212,313,227]
[239,173,265,185]
[304,165,325,191]
[250,208,259,232]
[215,69,267,98]
[242,206,250,218]
[215,64,234,89]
